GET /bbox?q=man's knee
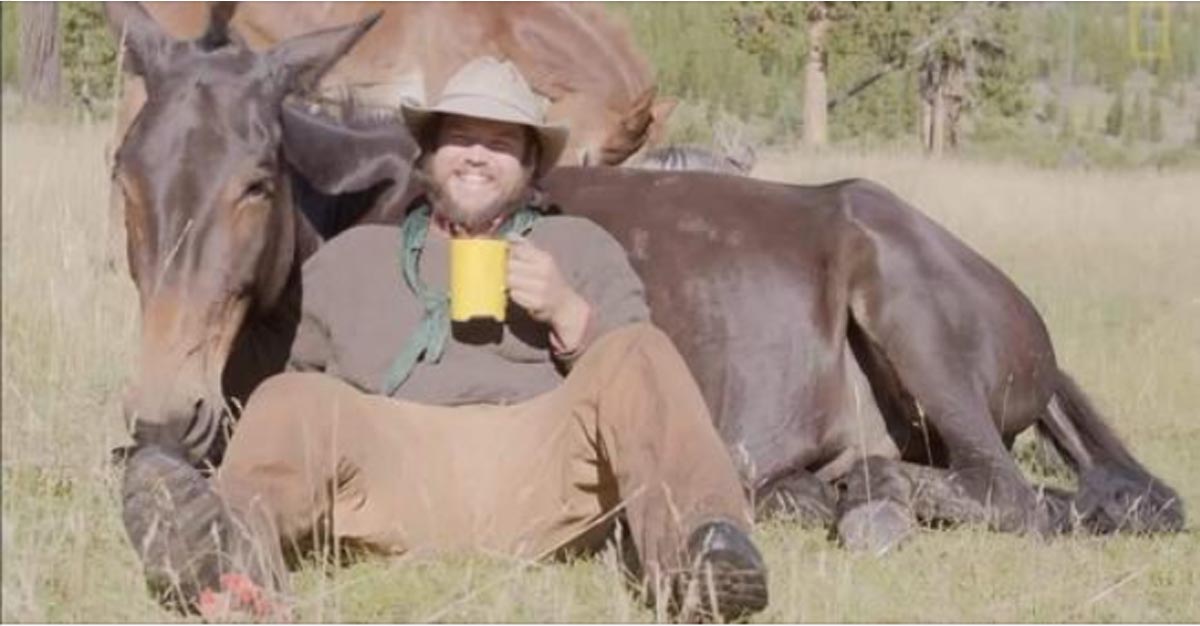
[238,371,359,436]
[589,322,675,359]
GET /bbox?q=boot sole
[687,547,769,620]
[122,446,229,607]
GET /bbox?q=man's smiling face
[427,115,535,234]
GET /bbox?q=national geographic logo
[1129,2,1171,63]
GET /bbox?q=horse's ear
[622,86,657,132]
[650,97,678,125]
[281,101,418,238]
[266,12,381,96]
[104,2,177,82]
[645,96,678,150]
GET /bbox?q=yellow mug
[449,237,508,322]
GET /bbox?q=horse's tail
[1036,368,1184,533]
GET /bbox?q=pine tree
[1147,98,1164,143]
[1,3,17,86]
[17,1,60,103]
[1060,107,1075,140]
[61,2,117,107]
[1104,91,1124,137]
[1129,92,1146,142]
[1043,99,1059,124]
[803,2,832,146]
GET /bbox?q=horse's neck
[222,261,303,405]
[293,201,324,264]
[247,190,314,349]
[221,175,411,405]
[221,204,311,405]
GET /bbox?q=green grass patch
[3,119,1198,622]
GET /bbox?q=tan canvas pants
[215,323,752,579]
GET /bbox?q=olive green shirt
[288,215,649,405]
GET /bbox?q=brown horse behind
[117,2,671,167]
[105,4,1182,550]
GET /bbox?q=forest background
[3,1,1200,170]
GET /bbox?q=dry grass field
[2,119,1198,622]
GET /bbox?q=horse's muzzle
[125,395,227,467]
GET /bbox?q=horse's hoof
[837,500,914,556]
[1036,485,1077,534]
[952,466,1048,536]
[756,473,836,527]
[1075,466,1185,534]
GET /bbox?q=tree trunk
[943,60,965,151]
[929,81,947,156]
[18,2,61,104]
[803,2,830,147]
[920,99,933,150]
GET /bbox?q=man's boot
[121,445,284,619]
[677,520,769,621]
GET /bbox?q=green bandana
[381,203,541,395]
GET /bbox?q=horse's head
[550,87,677,167]
[106,2,379,463]
[492,3,675,167]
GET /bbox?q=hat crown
[401,56,569,175]
[434,56,549,126]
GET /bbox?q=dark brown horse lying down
[106,4,1182,551]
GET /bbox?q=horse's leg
[817,340,914,552]
[835,457,1075,548]
[854,326,1044,533]
[902,461,1079,533]
[1037,371,1184,534]
[842,182,1056,534]
[832,456,917,555]
[895,461,992,526]
[846,274,1046,533]
[754,467,837,527]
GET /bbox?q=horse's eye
[241,178,274,203]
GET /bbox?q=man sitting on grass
[122,57,769,621]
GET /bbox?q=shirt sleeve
[287,308,332,373]
[286,261,334,373]
[549,218,650,370]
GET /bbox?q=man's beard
[423,167,531,235]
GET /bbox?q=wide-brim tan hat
[401,56,569,177]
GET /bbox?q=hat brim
[402,95,569,177]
